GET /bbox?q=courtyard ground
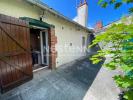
[0,56,120,100]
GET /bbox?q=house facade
[0,0,92,93]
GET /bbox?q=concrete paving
[0,56,120,100]
[83,67,121,100]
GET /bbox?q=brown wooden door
[0,14,33,93]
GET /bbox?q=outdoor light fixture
[37,36,40,39]
[39,10,48,21]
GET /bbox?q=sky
[41,0,132,28]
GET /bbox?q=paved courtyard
[0,57,103,100]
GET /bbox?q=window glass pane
[82,37,85,47]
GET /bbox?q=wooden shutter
[0,14,33,93]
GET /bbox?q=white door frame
[45,30,49,65]
[40,31,44,64]
[40,30,49,65]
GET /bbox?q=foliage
[98,0,133,13]
[89,17,133,100]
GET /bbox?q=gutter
[26,0,93,33]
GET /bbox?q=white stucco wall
[0,0,90,67]
[0,0,40,19]
[77,4,88,27]
[44,14,88,66]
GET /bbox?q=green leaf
[98,0,103,5]
[124,90,133,100]
[101,2,108,8]
[104,62,117,70]
[98,0,133,13]
[129,7,133,13]
[113,75,133,88]
[114,2,122,9]
[109,0,116,4]
[123,0,133,4]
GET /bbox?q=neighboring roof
[95,14,133,34]
[26,0,93,33]
[103,14,133,28]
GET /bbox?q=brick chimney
[95,21,103,32]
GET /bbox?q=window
[82,36,86,47]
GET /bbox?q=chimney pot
[80,0,82,5]
[95,21,103,32]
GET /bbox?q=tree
[89,17,133,100]
[98,0,133,13]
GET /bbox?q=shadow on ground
[0,40,104,100]
[0,40,103,100]
[0,55,103,100]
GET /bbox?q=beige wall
[0,0,40,19]
[0,0,89,67]
[77,4,88,27]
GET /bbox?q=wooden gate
[0,14,33,93]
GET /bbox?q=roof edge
[26,0,93,33]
